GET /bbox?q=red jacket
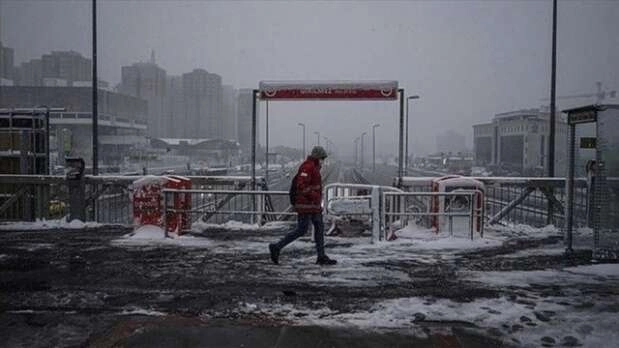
[294,156,322,214]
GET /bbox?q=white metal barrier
[162,188,294,235]
[382,190,484,241]
[324,183,403,242]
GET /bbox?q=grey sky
[1,0,618,157]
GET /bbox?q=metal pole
[92,0,98,175]
[298,122,305,160]
[354,137,359,167]
[565,124,575,253]
[265,100,269,184]
[406,96,409,173]
[398,89,405,183]
[315,131,320,146]
[361,132,366,170]
[406,96,419,176]
[372,124,380,172]
[547,0,557,223]
[251,90,258,190]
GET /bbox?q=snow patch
[119,307,166,316]
[128,225,166,239]
[192,220,292,232]
[0,219,103,231]
[130,175,168,189]
[564,264,619,277]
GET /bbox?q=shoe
[269,244,280,264]
[316,255,337,265]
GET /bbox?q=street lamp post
[354,137,360,167]
[372,124,380,172]
[406,95,420,176]
[92,0,99,175]
[314,131,320,146]
[265,100,269,183]
[360,132,367,170]
[297,122,306,160]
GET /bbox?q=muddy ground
[0,225,612,347]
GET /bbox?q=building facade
[41,51,91,85]
[182,69,222,139]
[0,41,14,83]
[221,85,238,141]
[119,61,167,138]
[0,86,148,167]
[237,89,258,158]
[165,75,185,138]
[473,108,568,175]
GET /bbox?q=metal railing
[382,190,484,240]
[0,174,264,224]
[396,176,590,228]
[162,188,294,233]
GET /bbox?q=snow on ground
[485,223,561,239]
[112,225,213,248]
[240,293,619,348]
[119,307,167,316]
[564,264,619,277]
[0,219,103,231]
[192,220,292,232]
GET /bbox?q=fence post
[163,190,169,238]
[470,192,475,240]
[371,185,380,243]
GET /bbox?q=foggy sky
[1,0,618,157]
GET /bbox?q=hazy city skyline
[1,0,618,157]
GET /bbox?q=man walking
[269,146,337,265]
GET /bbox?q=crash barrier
[382,190,484,241]
[162,188,294,234]
[396,176,592,228]
[0,174,265,224]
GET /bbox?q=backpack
[289,173,299,205]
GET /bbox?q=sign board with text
[259,81,398,100]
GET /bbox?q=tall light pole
[354,137,360,167]
[322,136,330,154]
[265,100,269,183]
[297,122,305,160]
[547,0,557,224]
[406,95,420,175]
[314,131,320,146]
[92,0,98,175]
[360,132,367,170]
[372,124,380,172]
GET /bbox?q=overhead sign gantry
[251,80,407,188]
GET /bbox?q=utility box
[164,176,192,234]
[131,175,192,235]
[132,176,168,227]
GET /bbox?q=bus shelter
[564,104,619,260]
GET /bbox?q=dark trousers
[274,213,325,258]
